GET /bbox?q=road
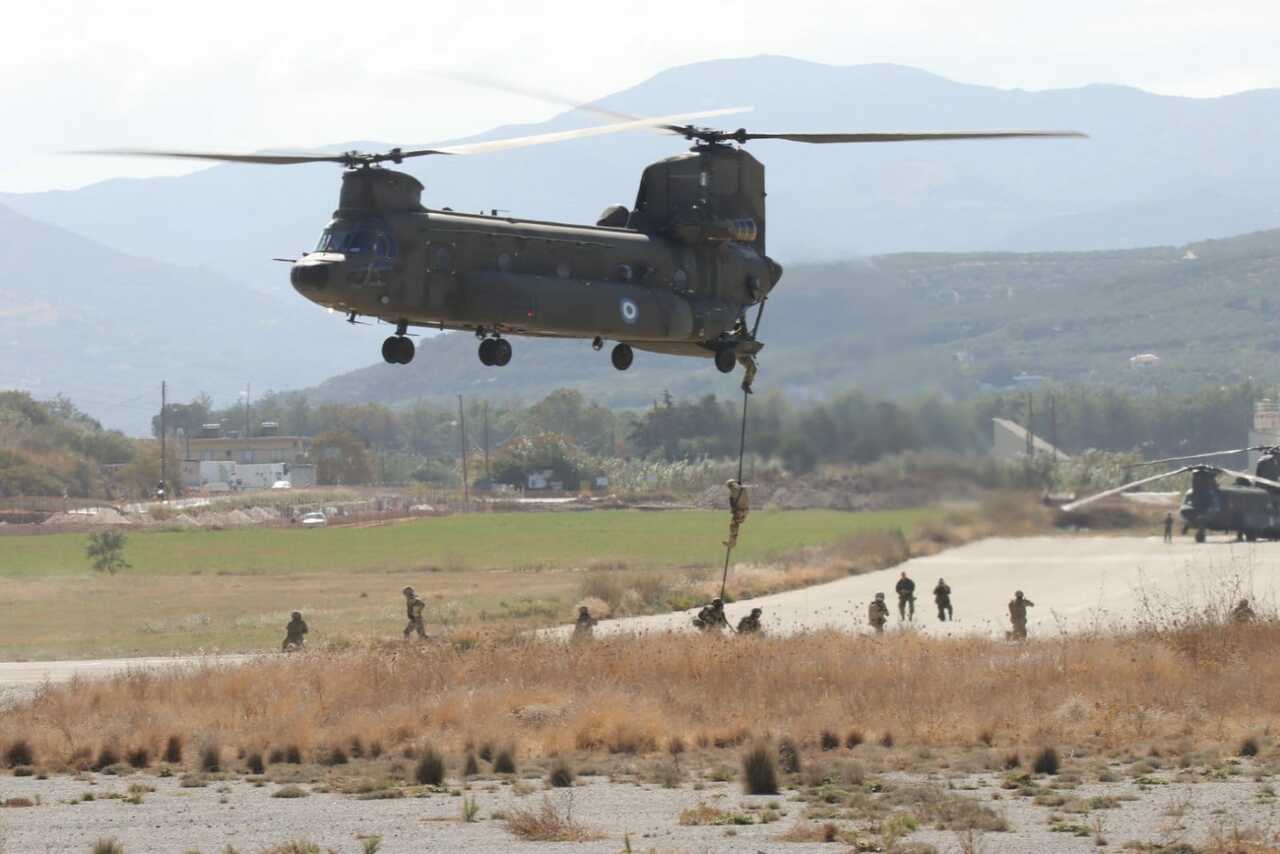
[0,654,255,704]
[560,534,1280,638]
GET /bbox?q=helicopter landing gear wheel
[382,336,414,365]
[714,347,737,374]
[478,338,497,366]
[1195,528,1207,544]
[591,336,604,352]
[611,343,633,371]
[491,338,512,367]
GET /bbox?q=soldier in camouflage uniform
[737,607,763,634]
[868,592,890,633]
[403,586,427,640]
[933,578,953,622]
[1008,590,1034,640]
[573,605,598,640]
[693,597,730,632]
[1230,598,1256,624]
[723,480,750,549]
[282,611,308,652]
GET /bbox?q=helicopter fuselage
[289,149,779,370]
[1180,481,1280,540]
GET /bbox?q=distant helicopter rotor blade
[1130,448,1254,467]
[1059,466,1196,513]
[736,130,1088,144]
[429,71,641,124]
[433,107,753,155]
[1217,468,1280,491]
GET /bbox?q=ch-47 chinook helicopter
[1061,446,1280,542]
[93,100,1084,379]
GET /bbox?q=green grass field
[0,508,933,578]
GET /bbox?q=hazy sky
[4,0,1279,192]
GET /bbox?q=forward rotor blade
[1218,468,1280,491]
[74,149,358,165]
[1059,466,1195,513]
[430,71,640,124]
[740,130,1088,144]
[434,107,752,155]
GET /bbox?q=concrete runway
[568,534,1280,639]
[0,654,255,704]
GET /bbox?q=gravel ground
[1,767,1278,853]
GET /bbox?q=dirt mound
[41,507,132,526]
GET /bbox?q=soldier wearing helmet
[723,480,750,550]
[694,597,729,632]
[573,604,598,640]
[403,586,427,640]
[868,592,890,634]
[1008,590,1034,640]
[737,607,764,634]
[282,611,308,652]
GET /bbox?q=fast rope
[718,297,767,601]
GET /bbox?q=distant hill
[0,202,376,432]
[304,227,1280,409]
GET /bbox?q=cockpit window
[315,221,395,259]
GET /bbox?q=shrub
[462,795,480,822]
[1003,752,1021,770]
[268,748,285,765]
[163,735,182,764]
[92,745,119,771]
[820,730,840,751]
[272,785,309,799]
[1032,746,1060,775]
[494,746,517,774]
[463,752,479,777]
[246,752,265,774]
[478,742,494,763]
[778,738,801,774]
[284,745,302,765]
[322,746,348,766]
[506,797,603,842]
[742,744,779,795]
[349,736,365,759]
[880,732,895,749]
[844,729,864,749]
[414,748,445,786]
[200,743,221,773]
[547,757,574,788]
[4,739,34,768]
[126,747,149,769]
[92,840,125,854]
[1240,737,1261,758]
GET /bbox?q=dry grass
[6,618,1280,777]
[506,795,603,842]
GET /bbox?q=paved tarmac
[0,654,255,704]
[563,533,1280,639]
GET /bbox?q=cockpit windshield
[314,220,395,259]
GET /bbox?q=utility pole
[482,400,491,480]
[159,380,167,501]
[244,381,252,438]
[458,394,469,508]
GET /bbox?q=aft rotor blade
[1218,467,1280,491]
[740,130,1088,144]
[1059,466,1195,513]
[74,149,360,165]
[435,107,752,155]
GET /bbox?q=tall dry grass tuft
[199,743,220,773]
[742,743,779,795]
[1032,747,1059,775]
[506,795,602,842]
[7,622,1280,774]
[547,756,574,788]
[3,740,33,768]
[414,747,445,786]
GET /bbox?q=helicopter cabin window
[315,222,395,259]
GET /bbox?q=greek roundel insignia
[620,298,639,324]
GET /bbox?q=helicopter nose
[290,260,331,290]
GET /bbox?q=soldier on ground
[1230,598,1256,623]
[282,611,308,652]
[723,479,750,549]
[1008,590,1035,640]
[573,605,598,639]
[402,586,427,640]
[933,578,953,622]
[868,592,890,634]
[1163,512,1174,544]
[737,607,763,634]
[693,597,730,632]
[895,571,916,621]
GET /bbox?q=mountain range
[5,55,1280,431]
